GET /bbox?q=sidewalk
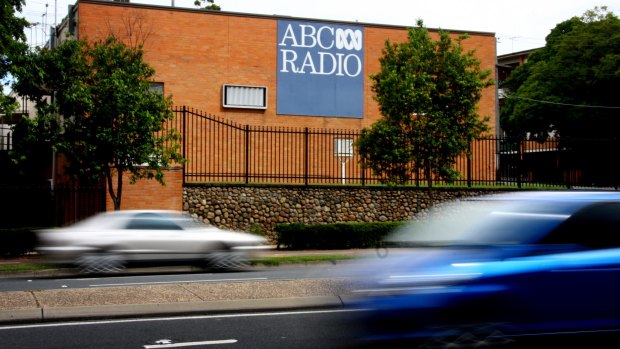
[0,249,374,324]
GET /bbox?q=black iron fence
[170,107,620,189]
[3,107,618,230]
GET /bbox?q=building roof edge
[77,0,496,37]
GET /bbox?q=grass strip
[0,254,358,271]
[250,254,358,266]
[0,263,58,272]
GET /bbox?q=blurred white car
[36,210,267,273]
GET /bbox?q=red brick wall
[105,167,184,211]
[77,1,497,132]
[78,2,498,209]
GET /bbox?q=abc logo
[335,28,362,51]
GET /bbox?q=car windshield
[388,198,590,246]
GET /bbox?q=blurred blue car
[354,191,620,347]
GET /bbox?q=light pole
[29,22,39,48]
[41,13,47,45]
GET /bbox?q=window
[222,84,268,109]
[542,203,620,249]
[0,124,12,151]
[149,82,164,95]
[126,213,183,230]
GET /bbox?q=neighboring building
[0,91,34,151]
[48,0,499,210]
[497,49,534,80]
[497,48,539,112]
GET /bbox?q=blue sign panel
[277,20,364,118]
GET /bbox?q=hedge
[274,221,404,250]
[0,228,39,257]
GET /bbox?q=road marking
[0,309,363,331]
[89,277,268,287]
[144,339,237,348]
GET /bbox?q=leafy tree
[358,20,493,186]
[501,7,620,139]
[11,36,184,210]
[0,0,28,116]
[194,0,221,10]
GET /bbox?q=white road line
[89,277,268,287]
[144,339,237,348]
[0,309,364,331]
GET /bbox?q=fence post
[517,139,523,189]
[245,125,250,184]
[182,106,187,186]
[304,127,309,186]
[53,183,60,227]
[467,141,472,188]
[564,138,571,189]
[361,157,366,186]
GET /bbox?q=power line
[506,95,620,109]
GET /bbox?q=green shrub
[0,228,38,257]
[275,221,403,250]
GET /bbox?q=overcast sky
[19,0,619,55]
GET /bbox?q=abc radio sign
[277,20,364,118]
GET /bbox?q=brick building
[56,0,498,211]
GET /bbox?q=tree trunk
[105,167,123,210]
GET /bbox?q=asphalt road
[0,264,363,292]
[0,309,366,349]
[4,308,616,349]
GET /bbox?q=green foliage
[11,36,184,210]
[194,0,221,10]
[358,20,493,185]
[0,0,28,78]
[501,7,620,139]
[275,222,403,250]
[0,0,29,115]
[358,120,414,184]
[248,223,265,236]
[0,94,18,119]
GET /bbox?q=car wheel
[75,251,126,274]
[204,245,250,271]
[418,323,515,349]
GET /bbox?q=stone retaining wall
[183,185,506,238]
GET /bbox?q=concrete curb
[0,308,43,323]
[0,296,348,324]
